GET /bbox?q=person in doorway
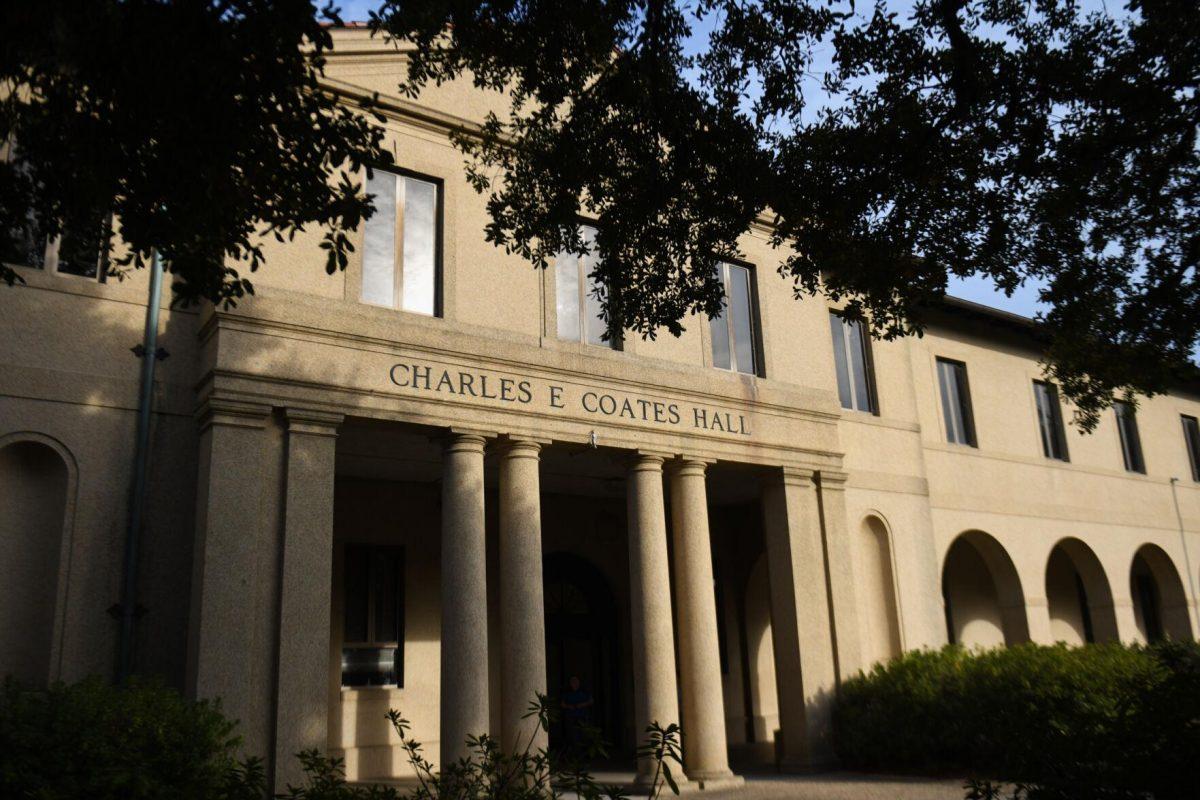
[560,675,595,756]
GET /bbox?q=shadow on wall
[942,530,1030,648]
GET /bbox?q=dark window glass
[342,544,405,687]
[1135,573,1163,642]
[1034,381,1069,461]
[1114,401,1146,473]
[829,312,877,413]
[54,211,111,278]
[710,262,759,375]
[936,358,977,446]
[1183,415,1200,482]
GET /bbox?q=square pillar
[815,471,863,680]
[187,399,279,763]
[273,409,343,788]
[760,467,837,770]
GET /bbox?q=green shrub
[834,641,1200,799]
[0,676,263,800]
[279,696,682,800]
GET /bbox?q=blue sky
[331,0,1051,319]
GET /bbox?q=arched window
[857,515,901,664]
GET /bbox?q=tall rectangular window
[936,358,977,446]
[1183,415,1200,482]
[1033,381,1069,461]
[555,225,615,347]
[710,261,759,376]
[829,312,877,413]
[1114,400,1146,473]
[341,545,405,688]
[361,169,439,316]
[1,142,111,280]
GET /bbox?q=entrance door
[543,553,621,753]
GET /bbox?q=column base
[688,770,744,791]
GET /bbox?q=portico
[181,302,859,790]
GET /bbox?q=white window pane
[710,265,732,370]
[362,171,397,307]
[830,314,853,408]
[729,264,756,375]
[400,176,437,315]
[582,227,610,346]
[938,360,963,443]
[584,266,608,345]
[846,319,870,410]
[555,254,581,341]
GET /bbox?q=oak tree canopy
[3,1,1198,429]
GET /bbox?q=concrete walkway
[575,771,964,800]
[702,773,964,800]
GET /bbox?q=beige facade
[2,27,1199,791]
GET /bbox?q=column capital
[196,397,272,432]
[283,407,344,437]
[668,457,712,478]
[778,466,817,488]
[817,469,850,489]
[493,435,549,459]
[627,451,668,473]
[444,428,493,453]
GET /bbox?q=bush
[834,641,1200,799]
[0,676,263,800]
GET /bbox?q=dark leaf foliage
[0,0,391,308]
[376,0,1200,430]
[834,642,1200,800]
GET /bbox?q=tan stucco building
[3,27,1199,791]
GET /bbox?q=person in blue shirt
[560,675,594,754]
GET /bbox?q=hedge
[833,641,1200,799]
[0,677,262,800]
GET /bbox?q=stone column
[497,438,548,755]
[816,471,863,680]
[668,459,738,788]
[441,431,490,767]
[760,467,838,770]
[188,399,278,763]
[274,409,343,788]
[627,453,687,786]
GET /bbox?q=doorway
[543,552,622,753]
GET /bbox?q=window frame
[1033,380,1070,462]
[936,357,978,447]
[552,222,621,350]
[359,165,444,318]
[341,543,406,689]
[710,258,765,378]
[1182,415,1200,482]
[829,310,879,415]
[1114,400,1146,474]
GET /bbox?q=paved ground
[703,773,964,800]
[579,771,965,800]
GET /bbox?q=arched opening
[0,439,70,684]
[1045,538,1119,644]
[857,515,902,664]
[942,531,1029,648]
[1130,545,1192,642]
[543,552,622,751]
